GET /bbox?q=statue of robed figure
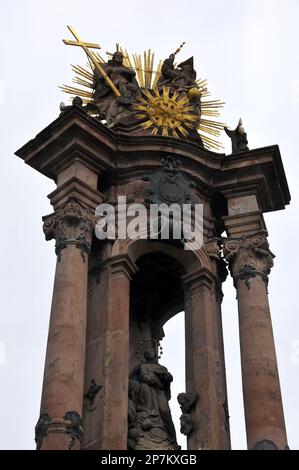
[128,349,179,450]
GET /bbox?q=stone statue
[177,392,198,414]
[92,50,141,124]
[180,413,194,436]
[128,349,179,450]
[157,55,198,95]
[127,379,141,450]
[177,392,198,436]
[224,118,249,154]
[157,55,201,132]
[106,83,140,128]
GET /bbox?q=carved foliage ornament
[223,231,275,289]
[42,200,95,261]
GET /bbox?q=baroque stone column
[182,267,230,450]
[35,199,95,450]
[82,253,138,450]
[223,231,288,450]
[205,238,231,444]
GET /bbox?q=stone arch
[110,238,213,274]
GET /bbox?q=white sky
[0,0,299,450]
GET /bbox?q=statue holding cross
[63,26,141,126]
[92,49,141,122]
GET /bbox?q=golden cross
[63,26,121,97]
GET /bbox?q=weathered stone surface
[15,108,290,451]
[224,217,288,450]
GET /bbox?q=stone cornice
[15,106,290,213]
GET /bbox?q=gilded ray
[61,43,225,149]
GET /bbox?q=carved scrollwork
[63,410,83,450]
[143,156,194,207]
[223,231,274,289]
[35,413,52,450]
[43,199,95,261]
[205,237,228,284]
[35,411,84,450]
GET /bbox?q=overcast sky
[0,0,298,450]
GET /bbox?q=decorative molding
[43,199,95,261]
[35,413,52,450]
[204,237,228,289]
[222,231,274,289]
[35,411,85,450]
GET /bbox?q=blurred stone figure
[224,118,249,154]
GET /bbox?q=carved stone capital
[222,231,275,289]
[42,199,96,261]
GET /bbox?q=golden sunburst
[60,46,225,150]
[135,87,198,138]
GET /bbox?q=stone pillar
[205,238,231,444]
[35,200,94,450]
[183,267,230,450]
[83,254,137,450]
[223,230,288,450]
